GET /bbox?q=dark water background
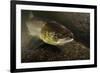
[21,10,90,63]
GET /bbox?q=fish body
[26,15,74,45]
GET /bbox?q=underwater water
[21,10,90,63]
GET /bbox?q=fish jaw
[56,38,74,45]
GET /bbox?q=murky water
[21,10,90,63]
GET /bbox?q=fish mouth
[56,38,74,45]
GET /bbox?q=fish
[26,13,74,46]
